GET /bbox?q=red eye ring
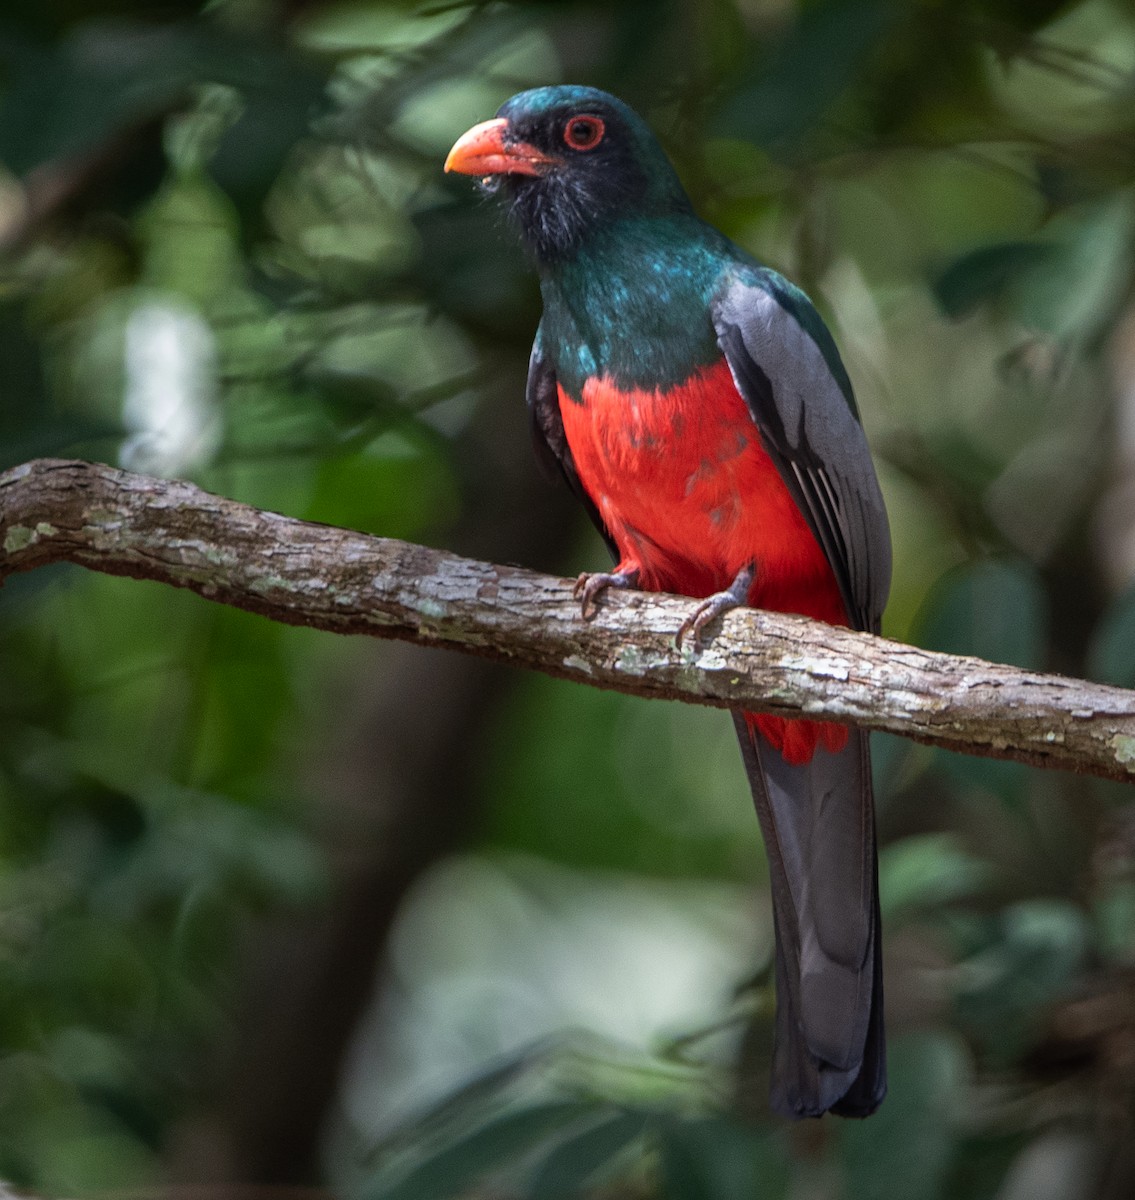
[563,114,605,151]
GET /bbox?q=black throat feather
[500,159,649,265]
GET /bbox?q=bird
[445,85,892,1118]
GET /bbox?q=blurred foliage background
[2,0,1135,1196]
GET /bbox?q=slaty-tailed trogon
[446,85,892,1118]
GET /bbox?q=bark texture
[3,457,1135,782]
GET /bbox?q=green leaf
[207,62,327,236]
[917,558,1048,670]
[880,834,992,920]
[955,900,1091,1064]
[0,27,188,177]
[715,0,896,156]
[365,1102,600,1200]
[978,0,1076,32]
[915,559,1049,801]
[527,1110,648,1199]
[940,1130,1029,1200]
[1093,879,1135,964]
[1087,583,1135,688]
[934,200,1135,338]
[993,1129,1099,1200]
[1011,198,1134,340]
[657,1115,789,1200]
[303,437,459,542]
[0,303,115,469]
[841,1034,965,1200]
[933,242,1054,319]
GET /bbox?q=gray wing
[712,275,891,633]
[526,326,619,560]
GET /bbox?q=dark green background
[2,0,1135,1195]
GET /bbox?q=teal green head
[445,85,692,264]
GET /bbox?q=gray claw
[573,569,639,619]
[675,563,755,649]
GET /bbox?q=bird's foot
[675,563,756,649]
[573,568,640,619]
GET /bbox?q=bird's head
[445,85,691,264]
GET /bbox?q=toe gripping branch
[573,567,641,619]
[675,562,755,649]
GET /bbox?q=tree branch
[2,457,1134,782]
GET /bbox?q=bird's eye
[563,115,605,151]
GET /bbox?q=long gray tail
[733,715,885,1118]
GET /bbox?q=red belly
[559,359,848,764]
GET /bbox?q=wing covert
[526,327,619,560]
